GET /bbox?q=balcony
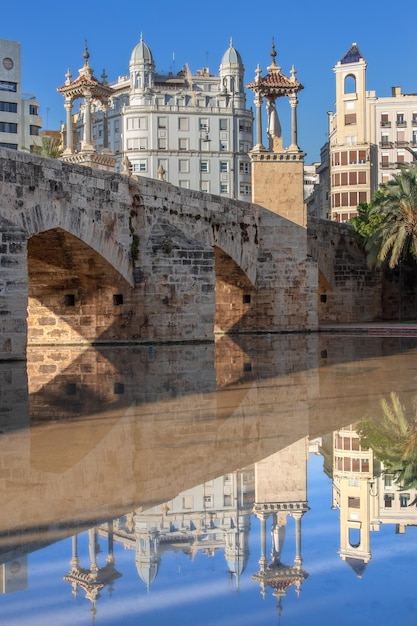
[396,121,407,128]
[395,141,410,148]
[379,141,393,149]
[380,121,391,128]
[380,161,394,169]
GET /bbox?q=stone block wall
[308,217,383,323]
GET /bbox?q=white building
[72,36,253,200]
[0,39,42,152]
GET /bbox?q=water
[0,333,416,625]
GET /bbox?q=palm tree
[31,135,62,159]
[357,392,417,490]
[365,166,417,269]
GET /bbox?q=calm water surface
[0,334,416,625]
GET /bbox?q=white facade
[75,37,253,201]
[0,39,42,152]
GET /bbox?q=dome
[130,34,154,67]
[221,38,243,69]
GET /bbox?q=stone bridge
[0,148,317,360]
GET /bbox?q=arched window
[344,74,356,95]
[348,527,361,548]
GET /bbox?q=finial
[83,40,90,65]
[65,68,72,85]
[140,32,143,43]
[230,35,233,47]
[290,65,297,81]
[270,38,277,66]
[255,64,262,82]
[101,69,108,84]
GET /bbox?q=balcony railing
[395,141,410,148]
[380,121,391,128]
[396,121,407,127]
[379,141,393,149]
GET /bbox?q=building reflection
[320,420,417,577]
[64,522,122,617]
[252,437,310,614]
[100,467,255,592]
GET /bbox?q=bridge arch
[19,200,135,287]
[27,228,135,345]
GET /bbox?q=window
[348,497,360,509]
[220,161,228,172]
[113,294,124,306]
[345,135,357,145]
[384,475,393,487]
[396,113,405,124]
[219,118,228,131]
[29,125,40,136]
[0,81,17,93]
[0,101,17,113]
[224,495,232,506]
[127,137,147,150]
[384,494,394,508]
[178,117,189,131]
[239,161,251,174]
[158,138,167,150]
[0,122,17,133]
[220,141,228,151]
[239,120,252,133]
[29,104,38,116]
[240,184,251,195]
[183,495,193,509]
[158,116,167,129]
[0,142,17,149]
[381,134,390,146]
[179,180,190,188]
[199,118,209,131]
[200,160,208,172]
[345,113,356,126]
[178,137,188,150]
[127,117,147,130]
[133,160,147,173]
[344,74,356,94]
[220,183,229,194]
[201,181,210,193]
[178,159,189,173]
[400,494,410,508]
[204,494,213,507]
[380,113,390,127]
[349,172,357,185]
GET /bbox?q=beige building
[0,39,42,152]
[310,43,417,222]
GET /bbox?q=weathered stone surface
[0,148,317,359]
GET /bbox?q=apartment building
[0,39,42,152]
[72,36,253,201]
[309,43,417,222]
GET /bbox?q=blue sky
[2,0,416,162]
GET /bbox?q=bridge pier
[0,218,28,361]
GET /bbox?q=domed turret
[130,34,154,67]
[129,34,155,99]
[219,38,244,96]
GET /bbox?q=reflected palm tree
[357,392,417,491]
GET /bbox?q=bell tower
[247,43,306,226]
